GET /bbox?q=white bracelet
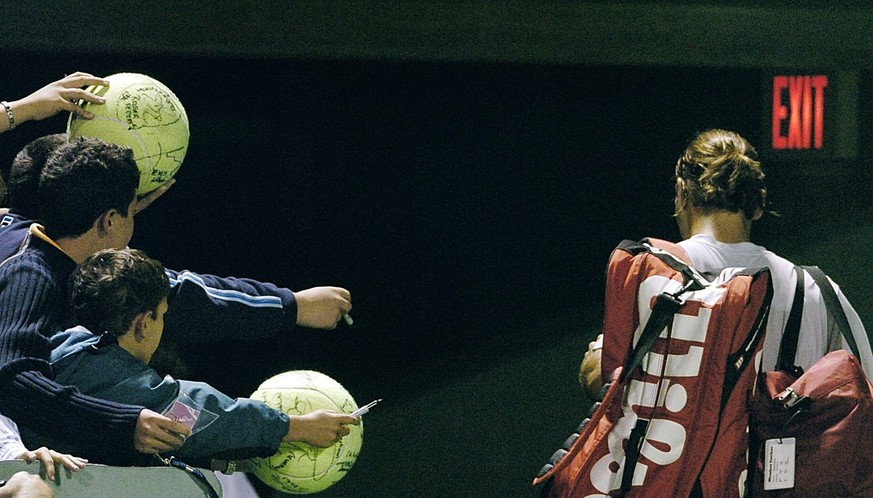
[0,101,14,130]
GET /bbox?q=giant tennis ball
[248,370,364,494]
[67,72,189,195]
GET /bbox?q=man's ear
[96,209,117,237]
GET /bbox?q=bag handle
[804,265,861,359]
[775,266,806,373]
[777,265,861,372]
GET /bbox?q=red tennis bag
[748,350,873,497]
[747,265,873,496]
[534,238,773,497]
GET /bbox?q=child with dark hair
[50,248,357,467]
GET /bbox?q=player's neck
[688,210,752,244]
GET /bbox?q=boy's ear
[132,312,151,342]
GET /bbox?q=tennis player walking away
[582,128,873,395]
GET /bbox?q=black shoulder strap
[803,265,861,359]
[618,244,702,383]
[619,290,685,383]
[775,266,806,372]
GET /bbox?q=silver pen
[351,399,381,418]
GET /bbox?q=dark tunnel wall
[3,54,871,390]
[4,53,873,495]
[2,55,763,368]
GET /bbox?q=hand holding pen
[351,399,381,419]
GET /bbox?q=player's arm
[830,280,873,379]
[1,72,108,133]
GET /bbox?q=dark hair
[675,129,767,219]
[9,133,67,219]
[70,248,169,338]
[39,136,139,239]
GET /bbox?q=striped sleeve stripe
[167,271,284,308]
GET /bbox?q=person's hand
[579,334,604,400]
[8,72,109,127]
[293,287,352,330]
[133,409,192,454]
[285,410,359,447]
[18,447,87,481]
[0,471,53,498]
[134,178,176,215]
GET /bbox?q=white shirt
[677,234,873,378]
[0,411,26,460]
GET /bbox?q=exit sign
[771,75,827,150]
[763,71,857,160]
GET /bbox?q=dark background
[4,2,873,497]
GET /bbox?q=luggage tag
[763,437,795,490]
[162,389,219,437]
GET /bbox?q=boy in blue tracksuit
[49,247,358,467]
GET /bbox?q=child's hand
[20,446,87,480]
[286,409,359,447]
[10,72,109,125]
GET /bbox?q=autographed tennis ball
[248,370,364,495]
[67,72,189,195]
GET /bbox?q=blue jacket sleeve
[174,380,289,463]
[163,269,298,342]
[52,337,289,465]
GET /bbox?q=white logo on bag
[586,274,724,496]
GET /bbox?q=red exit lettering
[772,75,828,150]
